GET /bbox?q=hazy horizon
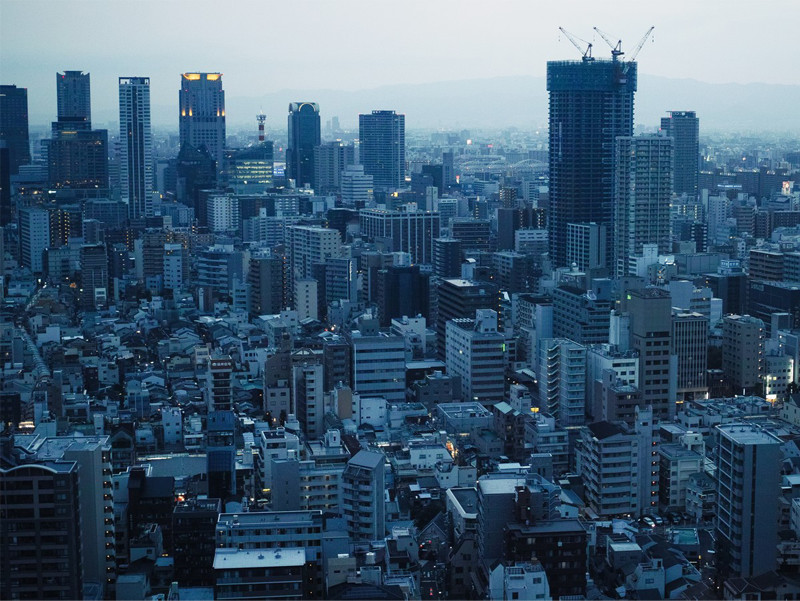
[3,0,799,133]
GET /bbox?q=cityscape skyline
[3,1,799,131]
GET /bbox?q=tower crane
[592,27,623,60]
[623,26,655,73]
[558,27,594,62]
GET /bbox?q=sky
[2,0,799,129]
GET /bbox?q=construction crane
[629,26,655,62]
[622,26,655,74]
[559,27,594,62]
[592,26,623,60]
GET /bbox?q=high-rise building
[313,140,355,193]
[566,222,606,272]
[287,102,320,188]
[359,207,439,264]
[628,288,677,420]
[119,77,153,219]
[446,310,506,405]
[341,450,386,541]
[19,207,50,273]
[349,315,406,403]
[0,460,84,600]
[433,237,462,279]
[293,362,325,439]
[537,338,587,426]
[227,142,273,193]
[660,110,699,198]
[722,314,765,392]
[248,254,286,316]
[359,110,405,190]
[614,135,673,277]
[0,84,31,174]
[56,70,91,129]
[179,73,225,169]
[339,164,373,207]
[715,423,781,579]
[207,410,236,500]
[671,310,708,402]
[436,278,500,360]
[80,242,108,309]
[547,58,636,269]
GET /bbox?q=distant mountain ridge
[83,74,800,133]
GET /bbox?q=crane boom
[592,26,623,59]
[629,26,655,62]
[559,26,594,61]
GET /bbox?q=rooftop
[213,547,305,569]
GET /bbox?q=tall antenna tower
[257,111,266,142]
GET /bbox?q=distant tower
[179,73,226,168]
[359,110,406,191]
[0,84,31,175]
[547,52,636,269]
[287,102,320,188]
[119,77,153,219]
[257,112,266,142]
[56,70,91,131]
[661,111,699,198]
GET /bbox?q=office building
[349,317,406,403]
[376,263,430,326]
[671,311,708,402]
[547,58,636,269]
[119,77,153,219]
[0,145,11,226]
[287,224,341,283]
[56,70,91,128]
[0,84,31,174]
[342,450,386,541]
[339,164,373,207]
[433,237,462,278]
[19,206,50,273]
[552,279,613,345]
[47,128,108,192]
[227,142,274,193]
[173,498,221,588]
[207,410,236,500]
[287,102,320,188]
[80,242,108,309]
[628,288,677,420]
[715,423,781,579]
[163,242,188,291]
[248,254,286,316]
[614,135,673,277]
[450,217,491,251]
[566,222,607,272]
[314,140,355,193]
[436,278,500,360]
[661,110,699,198]
[0,461,84,600]
[446,310,506,405]
[179,72,225,169]
[359,207,439,264]
[359,110,405,190]
[293,362,325,439]
[722,314,765,392]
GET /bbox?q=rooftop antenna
[257,111,266,142]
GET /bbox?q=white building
[446,309,505,405]
[340,164,373,206]
[206,194,240,233]
[119,77,153,219]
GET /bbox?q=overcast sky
[2,0,798,128]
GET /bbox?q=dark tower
[55,70,91,131]
[287,102,320,189]
[359,110,405,190]
[547,58,636,269]
[0,85,31,175]
[661,110,699,198]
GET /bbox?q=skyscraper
[179,73,226,168]
[661,110,699,198]
[0,84,31,174]
[359,110,405,190]
[286,102,320,188]
[715,423,781,579]
[547,58,636,269]
[613,135,673,277]
[119,77,153,219]
[56,70,91,130]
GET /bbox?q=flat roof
[213,547,305,569]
